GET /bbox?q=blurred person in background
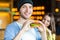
[4,0,47,40]
[38,13,56,40]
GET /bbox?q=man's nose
[26,7,29,13]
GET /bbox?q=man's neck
[17,17,28,25]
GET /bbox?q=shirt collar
[16,21,23,29]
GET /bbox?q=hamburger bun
[30,22,42,28]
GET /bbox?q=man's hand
[37,21,46,33]
[22,20,34,31]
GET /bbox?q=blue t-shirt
[4,21,42,40]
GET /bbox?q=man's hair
[17,0,33,11]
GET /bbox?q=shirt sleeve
[4,24,15,40]
[34,28,42,40]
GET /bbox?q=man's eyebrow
[22,5,26,6]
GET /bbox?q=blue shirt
[4,21,42,40]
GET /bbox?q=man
[4,0,46,40]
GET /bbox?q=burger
[30,22,42,28]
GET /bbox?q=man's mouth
[25,13,29,16]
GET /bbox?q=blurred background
[0,0,60,40]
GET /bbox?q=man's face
[19,3,33,19]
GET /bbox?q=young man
[4,0,47,40]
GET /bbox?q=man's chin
[23,17,29,19]
[21,15,30,19]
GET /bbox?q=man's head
[17,0,33,19]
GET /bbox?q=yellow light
[33,6,45,10]
[37,7,41,10]
[39,16,42,20]
[41,11,45,15]
[41,6,45,10]
[0,12,11,29]
[0,2,10,8]
[33,7,37,10]
[34,20,39,22]
[0,12,10,16]
[15,12,20,15]
[30,16,34,19]
[0,12,11,22]
[55,8,59,12]
[37,11,41,15]
[12,8,18,12]
[33,6,41,10]
[33,11,41,15]
[13,16,20,19]
[37,16,40,19]
[33,12,37,15]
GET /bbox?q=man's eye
[29,6,32,8]
[22,5,26,8]
[22,6,25,8]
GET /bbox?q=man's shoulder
[8,21,17,26]
[6,21,18,29]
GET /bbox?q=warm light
[0,12,11,21]
[30,16,34,19]
[13,16,20,19]
[0,2,10,8]
[15,12,20,15]
[12,8,18,12]
[33,11,41,15]
[36,16,43,20]
[41,11,45,15]
[37,16,40,19]
[0,12,11,29]
[55,8,59,12]
[39,16,42,20]
[33,7,37,10]
[0,12,10,16]
[33,12,37,15]
[33,6,45,10]
[41,6,45,10]
[37,11,41,15]
[34,20,39,22]
[33,6,41,10]
[37,7,41,10]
